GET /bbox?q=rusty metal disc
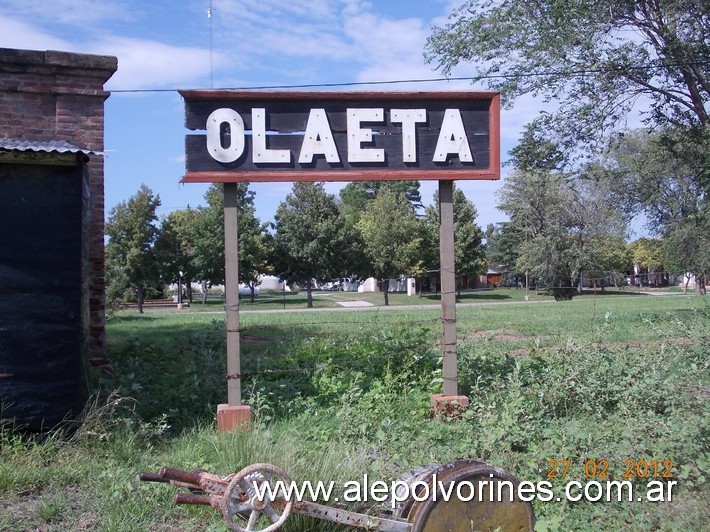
[406,460,535,532]
[221,463,293,532]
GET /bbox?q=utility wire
[107,60,709,94]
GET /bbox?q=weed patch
[1,297,706,530]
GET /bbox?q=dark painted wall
[0,163,89,431]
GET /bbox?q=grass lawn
[110,290,702,351]
[1,293,707,531]
[160,286,665,312]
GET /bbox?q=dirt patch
[0,486,102,531]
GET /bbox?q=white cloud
[0,9,219,91]
[92,37,217,90]
[213,0,354,64]
[0,15,72,51]
[0,0,125,25]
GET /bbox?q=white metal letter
[252,108,291,163]
[206,108,245,163]
[298,109,340,163]
[347,108,385,163]
[391,109,426,162]
[433,109,473,162]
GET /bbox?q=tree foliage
[629,237,664,270]
[426,0,709,158]
[273,182,347,308]
[190,185,227,299]
[339,180,423,224]
[105,184,161,313]
[485,222,523,279]
[426,0,709,293]
[603,129,709,292]
[155,208,200,301]
[189,183,267,303]
[499,162,626,299]
[423,184,486,295]
[357,188,423,305]
[587,234,632,288]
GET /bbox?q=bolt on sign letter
[179,90,500,183]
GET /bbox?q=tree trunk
[201,280,208,304]
[383,278,390,306]
[250,285,255,303]
[136,285,145,314]
[306,279,313,308]
[186,280,193,303]
[695,274,706,295]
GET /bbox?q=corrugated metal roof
[0,139,100,155]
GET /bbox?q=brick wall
[0,48,117,361]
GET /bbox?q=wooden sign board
[180,90,500,183]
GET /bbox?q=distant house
[357,277,408,293]
[460,273,488,289]
[486,269,502,287]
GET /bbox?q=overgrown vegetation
[1,296,708,530]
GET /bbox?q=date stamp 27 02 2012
[547,458,674,480]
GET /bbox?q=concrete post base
[217,404,251,432]
[430,394,470,419]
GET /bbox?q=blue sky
[0,0,557,230]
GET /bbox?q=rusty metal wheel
[221,463,293,532]
[406,460,535,532]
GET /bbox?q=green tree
[517,234,580,298]
[498,125,627,299]
[426,0,709,158]
[105,184,161,313]
[155,208,200,302]
[629,238,664,271]
[191,185,226,302]
[272,182,347,308]
[190,184,267,303]
[423,185,487,296]
[339,180,423,223]
[500,166,625,299]
[485,222,524,284]
[357,188,422,305]
[603,129,709,293]
[587,234,632,289]
[426,0,708,291]
[662,220,710,294]
[239,217,273,303]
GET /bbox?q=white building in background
[257,275,291,292]
[358,277,380,292]
[357,277,408,293]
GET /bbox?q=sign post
[216,183,251,431]
[439,180,457,396]
[179,90,500,430]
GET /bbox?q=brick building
[0,48,117,430]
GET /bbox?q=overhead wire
[106,60,709,94]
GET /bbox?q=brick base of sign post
[430,394,470,419]
[217,404,251,432]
